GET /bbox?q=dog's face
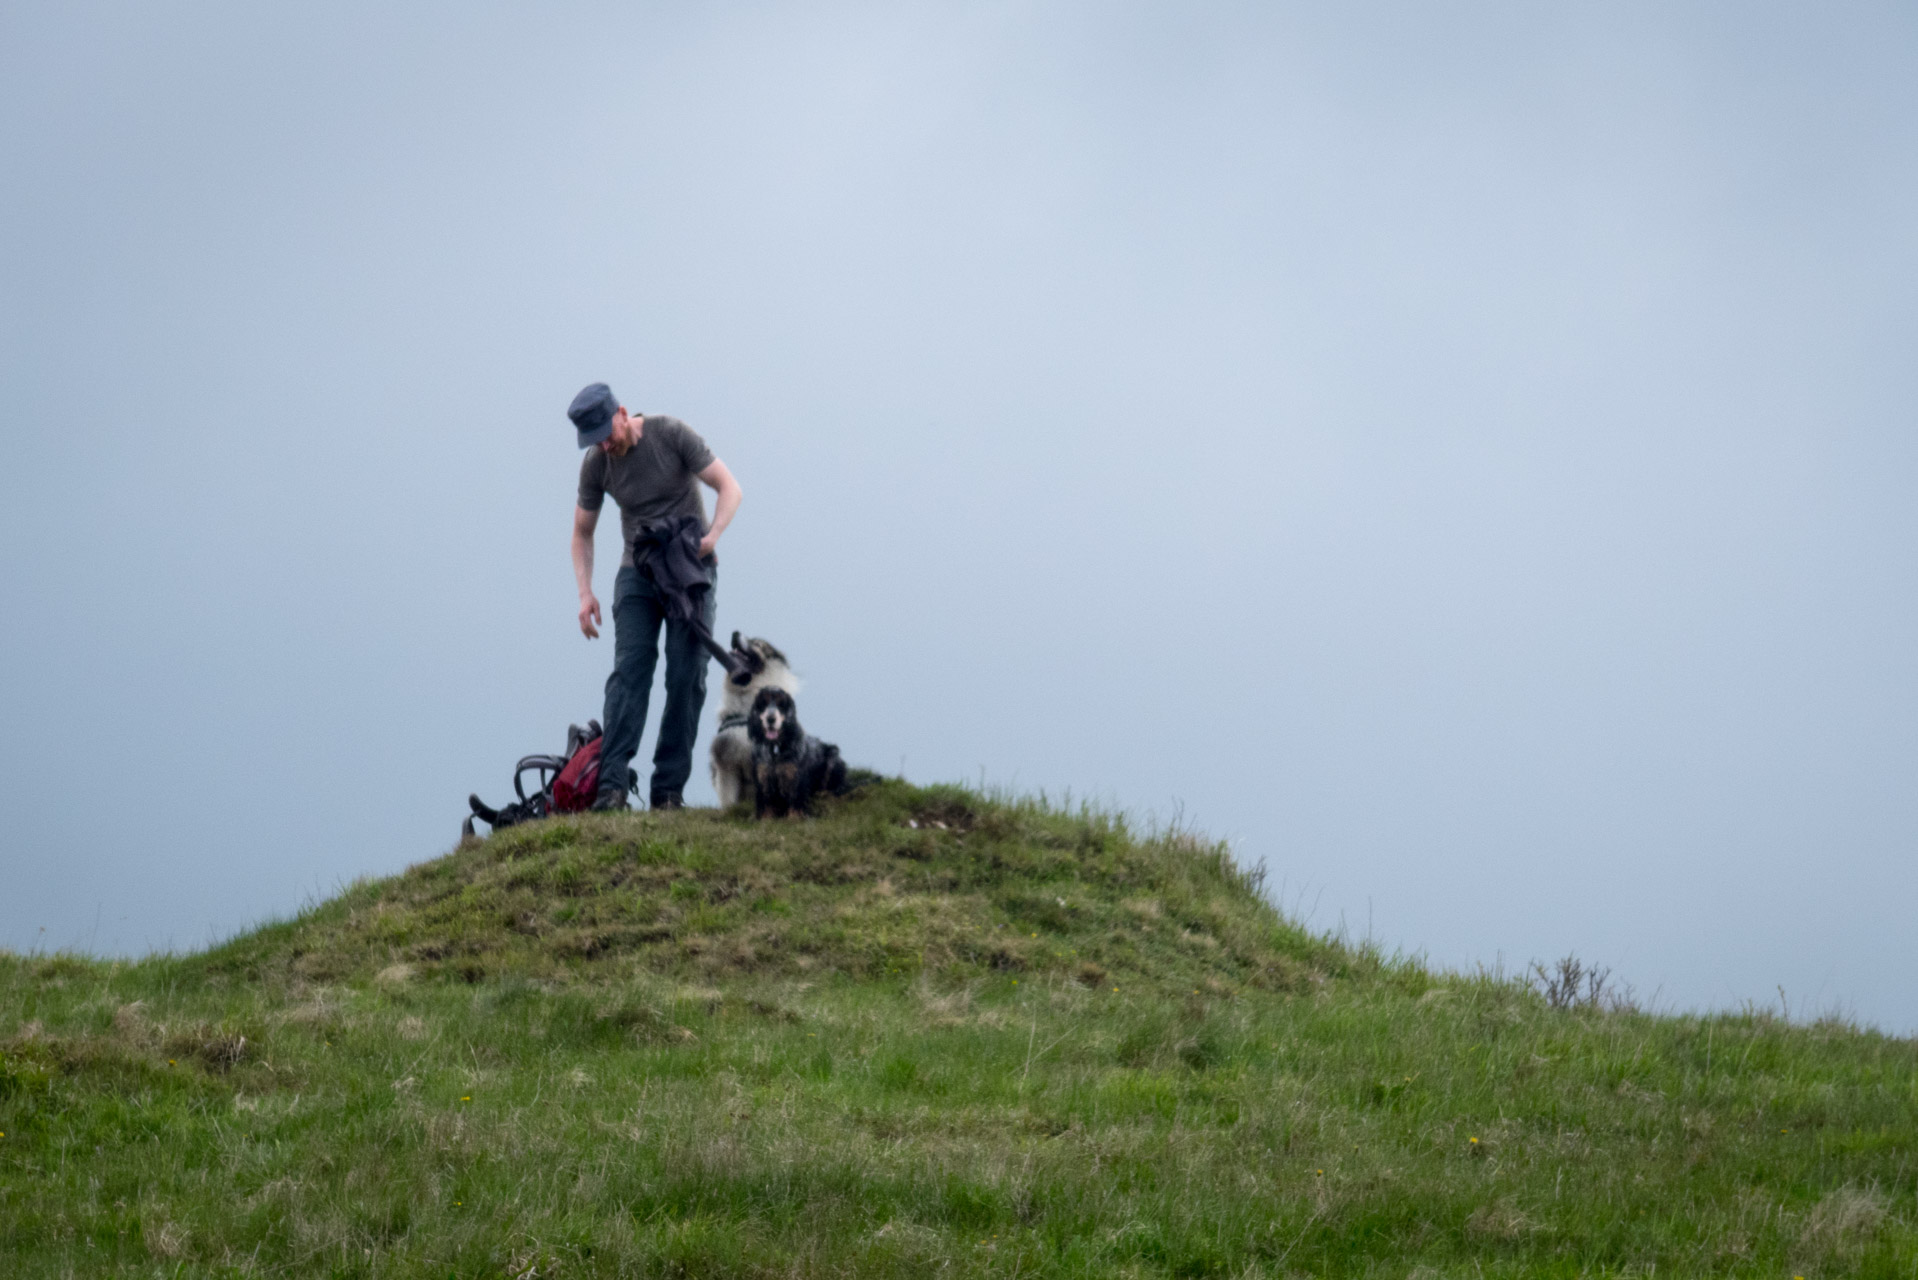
[727,633,789,689]
[749,687,797,747]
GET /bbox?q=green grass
[3,781,1914,1277]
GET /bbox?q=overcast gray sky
[4,3,1914,1032]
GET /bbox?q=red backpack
[465,721,622,836]
[551,735,604,813]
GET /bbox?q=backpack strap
[564,720,607,759]
[513,754,568,803]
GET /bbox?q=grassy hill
[3,780,1914,1277]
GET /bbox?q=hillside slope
[3,782,1915,1278]
[199,781,1343,995]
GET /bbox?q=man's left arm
[697,459,742,558]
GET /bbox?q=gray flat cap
[568,382,618,448]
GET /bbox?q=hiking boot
[589,790,629,813]
[650,792,684,812]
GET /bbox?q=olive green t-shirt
[576,415,716,568]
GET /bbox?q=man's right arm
[572,504,602,639]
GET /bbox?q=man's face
[601,407,642,457]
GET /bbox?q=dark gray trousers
[598,563,714,805]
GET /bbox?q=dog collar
[718,713,750,731]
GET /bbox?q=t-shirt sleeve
[665,418,716,473]
[577,448,607,511]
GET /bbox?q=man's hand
[579,593,603,639]
[698,530,719,559]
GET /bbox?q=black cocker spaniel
[747,687,848,818]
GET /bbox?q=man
[568,382,743,810]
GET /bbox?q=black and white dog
[747,686,847,819]
[710,633,799,809]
